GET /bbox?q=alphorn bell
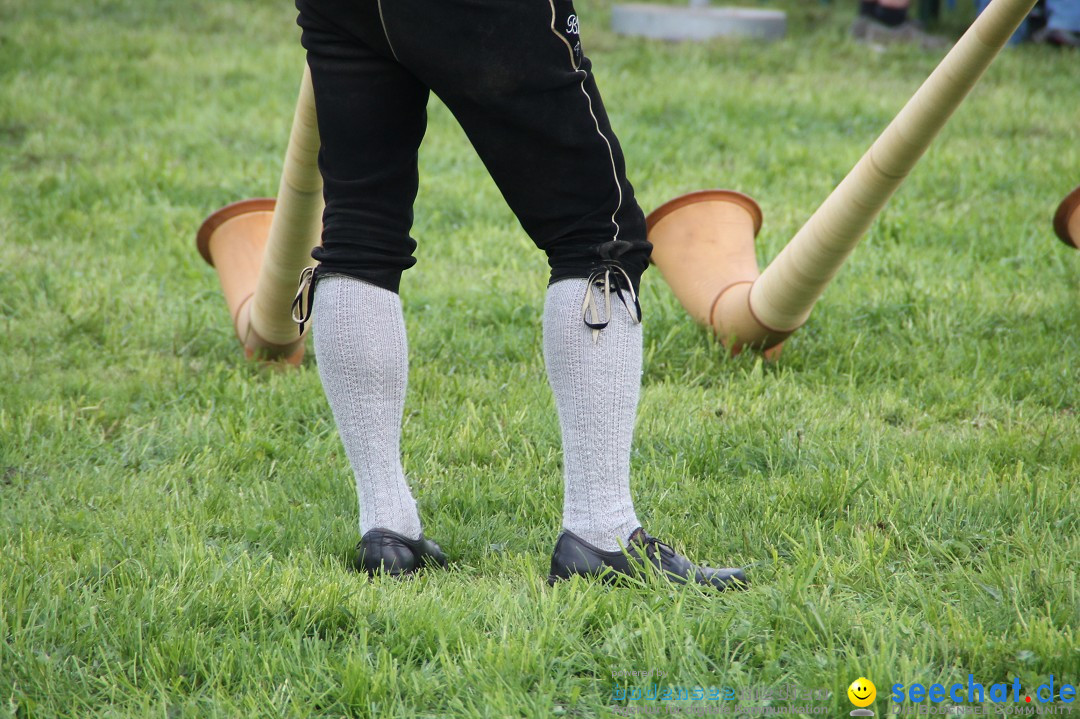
[196,66,324,365]
[1053,185,1080,249]
[648,0,1038,355]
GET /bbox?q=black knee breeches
[295,0,652,293]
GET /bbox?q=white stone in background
[611,3,787,41]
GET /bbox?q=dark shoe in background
[354,528,448,577]
[1032,27,1080,47]
[548,528,749,592]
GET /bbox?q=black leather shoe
[353,528,448,577]
[547,528,748,591]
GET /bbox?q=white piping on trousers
[377,0,402,62]
[547,0,622,243]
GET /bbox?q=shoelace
[291,266,317,335]
[633,532,676,563]
[581,264,641,343]
[294,247,642,341]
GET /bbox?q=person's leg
[297,0,445,573]
[543,279,642,551]
[1046,0,1080,31]
[298,0,429,293]
[1037,0,1080,44]
[312,276,419,539]
[376,0,652,293]
[373,0,744,590]
[374,0,650,552]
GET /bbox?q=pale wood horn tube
[247,64,324,350]
[747,0,1037,334]
[196,65,323,364]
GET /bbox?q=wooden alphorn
[196,65,323,364]
[648,0,1038,354]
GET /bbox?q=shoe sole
[547,570,749,591]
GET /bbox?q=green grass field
[1,0,1078,716]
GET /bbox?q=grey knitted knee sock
[312,275,423,540]
[544,278,642,551]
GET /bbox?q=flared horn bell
[1053,185,1080,249]
[195,65,323,366]
[647,190,787,357]
[196,198,306,365]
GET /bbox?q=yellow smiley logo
[848,677,877,708]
